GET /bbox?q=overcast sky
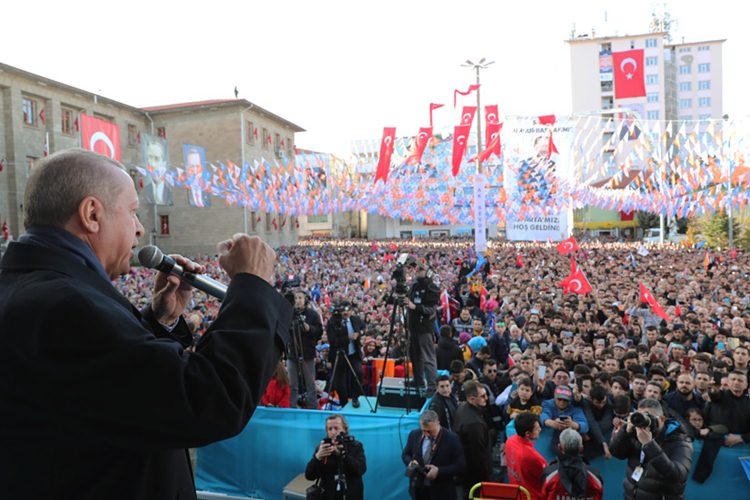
[4,0,746,156]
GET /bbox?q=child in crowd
[506,377,543,420]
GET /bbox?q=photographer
[609,398,692,500]
[405,258,440,394]
[287,290,323,409]
[326,303,366,407]
[305,415,367,499]
[402,409,465,500]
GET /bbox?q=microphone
[137,245,227,301]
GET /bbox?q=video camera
[281,275,302,306]
[391,253,415,296]
[323,432,355,447]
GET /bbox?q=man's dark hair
[463,380,483,398]
[24,148,124,228]
[729,370,748,379]
[515,412,539,438]
[554,368,568,378]
[449,360,464,374]
[612,394,632,415]
[517,377,534,390]
[632,373,648,383]
[478,346,490,356]
[649,366,667,378]
[596,372,612,385]
[614,369,631,380]
[590,385,608,402]
[611,375,629,389]
[484,359,498,368]
[439,325,453,338]
[436,374,450,383]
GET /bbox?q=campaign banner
[141,134,173,205]
[503,117,575,241]
[80,114,121,160]
[183,144,211,207]
[473,176,487,252]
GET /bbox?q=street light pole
[461,58,494,175]
[239,103,254,234]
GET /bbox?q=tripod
[327,347,373,412]
[288,318,312,408]
[373,292,419,414]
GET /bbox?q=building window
[699,97,711,107]
[160,215,170,235]
[127,124,138,147]
[698,80,711,90]
[679,65,691,74]
[699,114,711,120]
[647,110,659,120]
[678,47,691,53]
[646,74,659,85]
[286,137,293,157]
[645,38,657,48]
[601,96,613,109]
[156,127,166,139]
[679,115,693,122]
[274,133,281,156]
[679,98,692,109]
[645,56,658,66]
[61,108,74,135]
[600,42,611,51]
[630,40,636,49]
[247,121,255,145]
[678,82,692,92]
[698,45,710,52]
[647,93,659,103]
[262,128,269,149]
[22,97,37,126]
[698,63,711,73]
[600,80,613,92]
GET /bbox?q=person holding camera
[608,398,692,500]
[327,303,366,407]
[305,415,367,499]
[402,409,465,500]
[405,259,440,395]
[288,291,323,409]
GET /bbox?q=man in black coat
[327,303,366,407]
[287,290,323,408]
[453,380,492,495]
[429,375,459,431]
[436,325,463,371]
[402,409,465,500]
[406,260,441,394]
[306,415,367,499]
[0,149,291,500]
[609,398,693,500]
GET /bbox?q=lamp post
[239,103,254,234]
[460,58,494,174]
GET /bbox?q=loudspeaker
[378,377,427,409]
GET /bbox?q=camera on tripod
[392,253,416,297]
[281,275,302,305]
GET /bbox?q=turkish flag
[80,114,121,160]
[374,127,396,182]
[560,268,592,295]
[639,282,670,321]
[460,106,477,127]
[485,105,499,124]
[613,49,646,99]
[451,125,471,176]
[407,127,432,165]
[485,122,502,158]
[1,221,8,241]
[538,114,558,158]
[429,103,444,127]
[515,253,524,268]
[556,236,580,255]
[454,84,480,107]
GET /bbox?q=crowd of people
[115,236,750,498]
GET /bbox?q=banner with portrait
[183,144,211,208]
[503,117,575,241]
[141,134,173,205]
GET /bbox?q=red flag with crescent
[538,114,558,159]
[452,125,471,177]
[407,127,433,165]
[613,49,646,98]
[485,105,499,124]
[374,127,396,183]
[639,282,670,321]
[561,268,592,295]
[429,103,444,128]
[460,106,477,127]
[485,122,502,158]
[556,236,580,255]
[80,114,121,160]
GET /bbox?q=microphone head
[137,245,164,269]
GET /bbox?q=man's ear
[78,196,104,233]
